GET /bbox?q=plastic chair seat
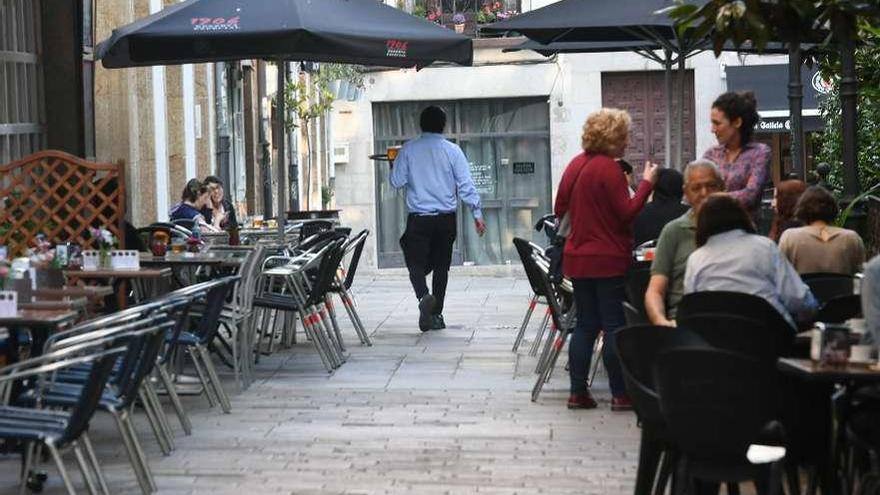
[168,331,201,347]
[253,294,302,311]
[0,422,66,443]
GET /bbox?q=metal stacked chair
[0,343,127,495]
[511,237,553,354]
[529,246,577,402]
[327,229,372,347]
[253,238,348,372]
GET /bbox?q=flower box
[110,250,140,271]
[82,250,101,271]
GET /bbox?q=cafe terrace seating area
[0,151,879,495]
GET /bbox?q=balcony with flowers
[400,0,521,38]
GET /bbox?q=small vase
[454,23,465,33]
[99,249,111,269]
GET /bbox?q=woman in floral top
[703,91,771,219]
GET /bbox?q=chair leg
[786,464,801,495]
[513,295,539,353]
[589,333,605,388]
[302,312,335,373]
[535,321,558,374]
[143,380,176,450]
[72,441,99,495]
[81,433,111,495]
[46,442,77,495]
[188,346,218,408]
[155,364,192,435]
[340,290,371,346]
[19,442,35,495]
[528,309,551,357]
[111,411,154,495]
[325,296,347,353]
[532,330,569,401]
[138,388,172,455]
[654,450,676,495]
[320,303,347,363]
[122,411,158,492]
[635,429,663,495]
[197,343,232,413]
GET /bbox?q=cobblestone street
[0,273,640,494]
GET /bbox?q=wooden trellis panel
[0,150,126,256]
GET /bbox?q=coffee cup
[850,344,874,363]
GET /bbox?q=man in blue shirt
[390,106,487,331]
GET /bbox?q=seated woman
[768,179,806,243]
[779,186,865,275]
[684,194,817,328]
[202,175,238,231]
[169,179,221,233]
[633,168,689,247]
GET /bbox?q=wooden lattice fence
[0,150,126,256]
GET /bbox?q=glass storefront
[373,98,551,268]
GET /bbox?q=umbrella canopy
[97,0,473,240]
[97,0,473,68]
[502,39,657,56]
[481,0,705,45]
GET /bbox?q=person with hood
[633,168,689,247]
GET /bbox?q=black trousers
[400,212,457,315]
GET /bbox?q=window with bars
[0,0,45,164]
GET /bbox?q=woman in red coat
[555,108,657,410]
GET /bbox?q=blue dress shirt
[390,133,483,220]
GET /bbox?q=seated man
[644,160,724,326]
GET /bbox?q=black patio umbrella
[484,0,816,175]
[97,0,472,238]
[483,0,707,168]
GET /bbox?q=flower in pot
[452,13,466,33]
[89,227,117,268]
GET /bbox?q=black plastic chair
[655,347,790,495]
[615,325,709,495]
[677,291,796,357]
[0,343,126,495]
[297,220,334,243]
[801,273,855,305]
[171,218,196,231]
[624,260,652,317]
[512,237,551,353]
[676,313,783,364]
[816,294,862,323]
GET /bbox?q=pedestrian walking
[390,106,487,332]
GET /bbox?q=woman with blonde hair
[555,108,658,411]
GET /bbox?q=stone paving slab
[0,272,645,494]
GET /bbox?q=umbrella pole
[788,43,804,180]
[276,60,287,242]
[676,54,686,168]
[664,49,672,169]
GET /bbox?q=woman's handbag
[547,157,592,283]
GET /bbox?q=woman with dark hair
[779,186,865,274]
[633,168,689,246]
[684,194,817,328]
[703,91,771,218]
[555,108,658,411]
[169,179,220,232]
[768,179,807,242]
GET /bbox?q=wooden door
[601,70,695,171]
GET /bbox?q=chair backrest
[624,260,652,314]
[816,294,862,323]
[297,229,347,253]
[801,273,855,304]
[341,229,369,291]
[307,238,348,306]
[191,276,240,345]
[513,237,547,297]
[654,347,780,462]
[298,220,334,243]
[614,325,708,426]
[622,301,647,326]
[63,346,128,445]
[677,291,795,346]
[676,313,783,364]
[172,218,196,231]
[531,251,568,333]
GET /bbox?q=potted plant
[452,13,466,33]
[89,227,117,269]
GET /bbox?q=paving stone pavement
[0,273,642,494]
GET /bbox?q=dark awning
[727,64,828,111]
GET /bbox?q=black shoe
[418,294,436,332]
[430,314,446,330]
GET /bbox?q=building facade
[331,37,797,270]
